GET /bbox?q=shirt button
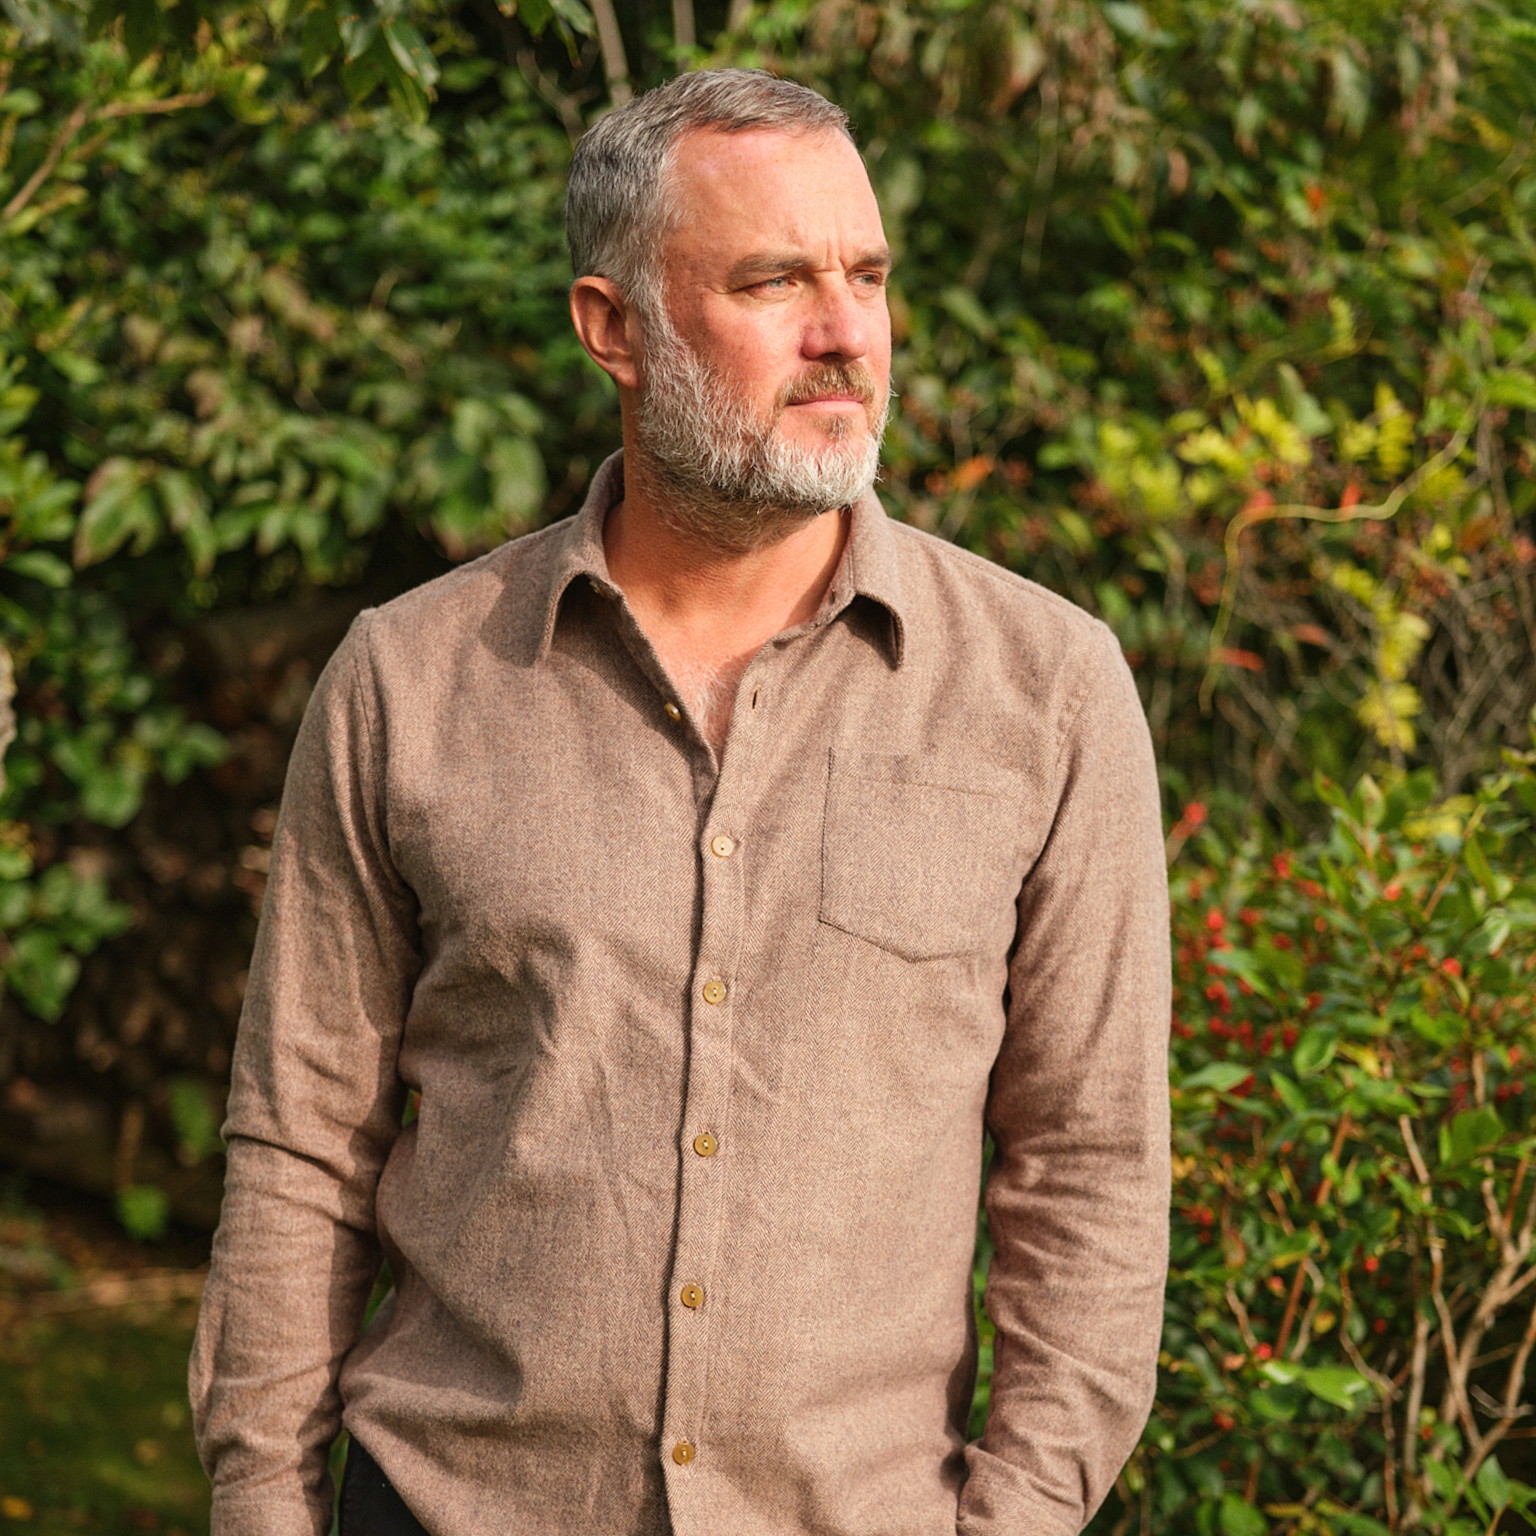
[680,1284,704,1309]
[672,1441,696,1465]
[709,834,737,858]
[663,701,682,721]
[701,979,727,1006]
[692,1132,718,1157]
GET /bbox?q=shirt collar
[525,450,908,667]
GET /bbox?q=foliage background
[1,0,1535,1530]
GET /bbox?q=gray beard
[633,318,887,554]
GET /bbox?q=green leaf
[1300,1365,1372,1409]
[1204,945,1273,998]
[74,459,159,567]
[1425,1460,1460,1498]
[1483,370,1536,410]
[300,5,338,76]
[1103,3,1155,40]
[1444,1104,1503,1166]
[1476,1455,1511,1512]
[1270,1072,1309,1114]
[0,87,43,116]
[488,437,546,525]
[79,760,146,828]
[547,0,594,35]
[1181,1063,1250,1092]
[4,928,81,1021]
[342,46,387,103]
[1407,1005,1461,1048]
[156,720,228,782]
[1476,911,1513,955]
[1218,1493,1267,1536]
[4,549,72,586]
[1293,1026,1338,1077]
[339,10,378,60]
[939,286,996,340]
[47,350,105,385]
[381,18,439,88]
[168,1076,222,1164]
[1332,1515,1392,1536]
[384,60,430,124]
[0,843,32,881]
[115,1183,169,1241]
[1464,833,1498,896]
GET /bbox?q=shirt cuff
[210,1485,332,1536]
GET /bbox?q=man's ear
[570,276,642,392]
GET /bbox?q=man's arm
[189,612,420,1536]
[960,622,1171,1536]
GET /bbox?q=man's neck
[603,455,851,749]
[604,463,849,661]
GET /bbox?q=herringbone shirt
[190,451,1171,1536]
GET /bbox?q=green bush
[0,26,591,1101]
[1095,750,1536,1534]
[4,0,1535,1036]
[0,7,1532,1526]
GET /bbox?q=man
[190,68,1170,1536]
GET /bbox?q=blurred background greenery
[1,0,1534,1530]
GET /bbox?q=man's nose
[801,278,872,362]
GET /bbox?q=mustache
[776,362,880,410]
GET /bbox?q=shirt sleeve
[189,611,420,1536]
[959,621,1171,1536]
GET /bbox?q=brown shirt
[189,452,1171,1536]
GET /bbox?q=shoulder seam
[1050,618,1120,778]
[885,520,1100,625]
[348,608,380,751]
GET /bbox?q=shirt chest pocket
[818,748,1037,962]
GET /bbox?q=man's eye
[757,275,793,291]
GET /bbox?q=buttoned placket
[657,648,773,1521]
[586,559,857,1520]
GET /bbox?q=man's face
[633,126,893,547]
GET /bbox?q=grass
[0,1305,209,1534]
[0,1179,210,1535]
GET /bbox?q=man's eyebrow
[724,247,894,285]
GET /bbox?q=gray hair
[565,68,853,322]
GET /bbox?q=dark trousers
[340,1438,431,1536]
